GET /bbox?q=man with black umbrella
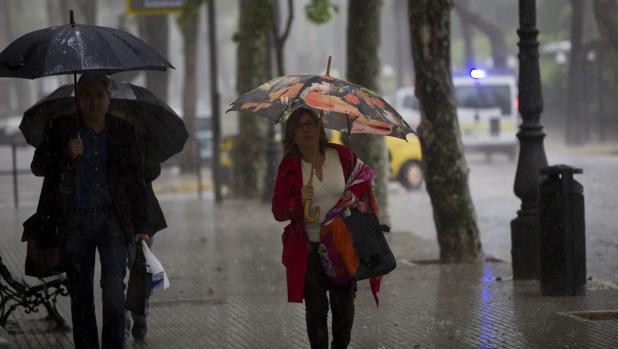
[31,74,149,349]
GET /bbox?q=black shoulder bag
[343,192,396,280]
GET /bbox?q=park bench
[0,255,69,331]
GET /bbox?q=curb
[153,181,213,194]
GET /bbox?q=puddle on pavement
[560,310,618,321]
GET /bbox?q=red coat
[272,143,372,303]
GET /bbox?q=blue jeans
[65,211,128,349]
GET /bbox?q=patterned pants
[304,242,355,349]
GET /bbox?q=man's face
[78,83,110,120]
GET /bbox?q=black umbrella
[0,11,173,79]
[0,10,174,136]
[22,80,188,163]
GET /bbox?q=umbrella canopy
[227,74,415,139]
[22,81,188,163]
[0,13,173,79]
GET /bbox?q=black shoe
[132,321,147,340]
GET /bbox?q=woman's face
[293,112,319,149]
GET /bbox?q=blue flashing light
[469,68,486,79]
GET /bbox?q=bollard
[539,165,586,296]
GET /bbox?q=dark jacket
[140,132,167,236]
[30,113,148,241]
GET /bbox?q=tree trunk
[408,0,482,263]
[262,0,292,202]
[346,0,390,224]
[231,0,270,198]
[180,10,199,172]
[273,0,293,77]
[454,0,475,69]
[138,15,169,101]
[453,0,508,70]
[593,0,618,141]
[566,0,586,145]
[394,0,414,87]
[594,0,618,51]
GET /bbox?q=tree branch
[280,0,294,43]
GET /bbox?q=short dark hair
[283,107,328,158]
[77,74,111,96]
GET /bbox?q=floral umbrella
[227,75,415,139]
[228,58,415,222]
[0,9,173,133]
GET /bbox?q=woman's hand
[301,184,314,202]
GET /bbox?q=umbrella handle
[304,200,320,223]
[303,107,325,223]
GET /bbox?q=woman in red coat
[272,107,376,349]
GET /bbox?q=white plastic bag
[141,240,170,291]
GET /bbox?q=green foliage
[305,0,339,24]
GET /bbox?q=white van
[392,73,519,159]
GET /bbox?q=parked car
[391,72,519,159]
[329,130,424,190]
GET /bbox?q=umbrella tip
[326,56,332,76]
[69,9,75,26]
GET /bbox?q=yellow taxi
[329,130,424,190]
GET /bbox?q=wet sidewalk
[1,198,618,348]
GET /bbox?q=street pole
[511,0,548,280]
[208,0,222,203]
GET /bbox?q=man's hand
[135,233,150,242]
[301,184,313,202]
[68,137,84,159]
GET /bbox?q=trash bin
[0,336,8,349]
[539,165,586,296]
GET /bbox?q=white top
[302,148,346,242]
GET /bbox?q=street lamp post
[511,0,548,279]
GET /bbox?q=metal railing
[0,140,31,208]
